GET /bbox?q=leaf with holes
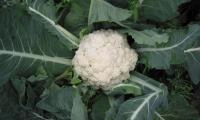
[0,6,73,86]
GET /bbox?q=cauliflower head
[72,30,138,90]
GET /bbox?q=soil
[192,85,200,113]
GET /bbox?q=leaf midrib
[130,92,158,120]
[129,74,164,120]
[184,47,200,53]
[137,28,199,52]
[0,50,72,65]
[28,6,79,47]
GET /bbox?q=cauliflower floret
[72,30,138,90]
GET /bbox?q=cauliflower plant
[72,30,138,90]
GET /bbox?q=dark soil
[191,85,200,112]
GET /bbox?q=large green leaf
[88,72,168,120]
[88,0,132,25]
[26,0,79,49]
[121,29,169,46]
[129,30,169,46]
[91,95,111,120]
[71,90,88,120]
[0,6,73,86]
[116,93,161,120]
[140,0,190,22]
[138,24,200,69]
[37,87,87,120]
[115,72,168,120]
[64,0,90,36]
[185,46,200,84]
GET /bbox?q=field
[0,0,200,120]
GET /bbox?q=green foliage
[0,0,200,120]
[88,0,132,25]
[106,82,142,96]
[64,0,90,36]
[91,95,111,120]
[26,0,80,49]
[121,29,169,46]
[185,44,200,84]
[0,6,73,86]
[11,77,26,104]
[165,66,193,98]
[170,79,193,98]
[154,94,200,120]
[0,83,38,120]
[140,0,190,22]
[138,24,200,69]
[0,0,21,8]
[37,87,87,120]
[121,72,167,119]
[128,0,141,22]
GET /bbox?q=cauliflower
[72,30,138,90]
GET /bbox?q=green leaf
[138,24,200,69]
[105,97,124,120]
[70,71,82,85]
[88,0,132,25]
[27,75,47,83]
[11,77,26,105]
[0,6,73,86]
[184,46,200,84]
[122,29,169,46]
[78,85,96,104]
[70,77,82,85]
[26,84,37,108]
[91,95,111,120]
[27,66,48,83]
[130,72,168,94]
[140,0,190,22]
[115,72,168,120]
[26,0,79,49]
[71,90,88,120]
[0,83,39,120]
[11,78,26,99]
[0,81,55,120]
[37,87,86,120]
[115,93,161,120]
[37,87,75,119]
[64,0,90,36]
[107,83,142,96]
[40,82,61,98]
[154,94,200,120]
